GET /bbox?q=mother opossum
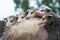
[44,12,60,40]
[34,7,60,40]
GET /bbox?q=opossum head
[4,15,18,26]
[17,13,25,23]
[34,7,52,17]
[43,13,55,25]
[38,13,53,26]
[25,9,41,19]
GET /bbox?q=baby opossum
[4,15,18,27]
[34,7,52,17]
[16,13,26,23]
[25,9,41,19]
[43,12,60,40]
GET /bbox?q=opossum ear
[46,8,51,12]
[16,13,21,17]
[4,18,7,22]
[25,11,29,17]
[25,11,29,15]
[46,14,53,19]
[16,14,18,17]
[16,17,18,20]
[45,8,52,12]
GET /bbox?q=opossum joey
[25,9,41,19]
[34,7,52,17]
[4,15,18,27]
[17,14,26,23]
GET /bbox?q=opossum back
[11,19,40,35]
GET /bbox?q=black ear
[16,17,18,20]
[25,11,29,17]
[46,15,53,19]
[45,7,52,12]
[46,8,51,12]
[16,14,18,17]
[25,11,29,15]
[3,18,7,22]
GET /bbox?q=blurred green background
[14,0,60,15]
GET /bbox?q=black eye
[41,10,44,11]
[31,12,33,14]
[10,20,13,22]
[21,17,24,18]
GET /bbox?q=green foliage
[14,0,21,11]
[21,0,29,12]
[14,0,60,15]
[14,0,29,12]
[36,0,60,15]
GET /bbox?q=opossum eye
[10,20,13,22]
[31,12,33,14]
[41,10,44,11]
[21,16,24,18]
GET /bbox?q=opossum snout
[26,16,30,19]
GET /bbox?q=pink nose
[26,16,30,19]
[17,20,21,23]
